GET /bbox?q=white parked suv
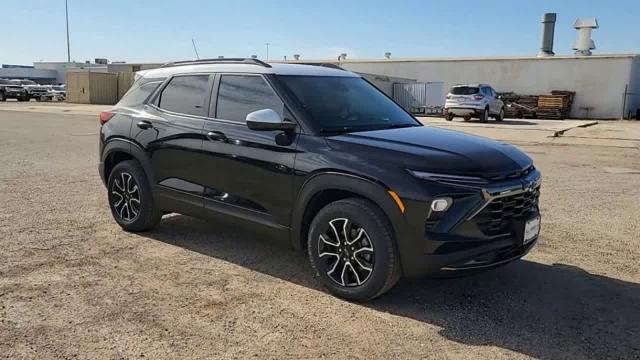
[444,84,504,122]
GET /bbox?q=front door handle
[206,131,227,142]
[137,120,153,130]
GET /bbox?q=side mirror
[497,95,503,100]
[246,109,296,131]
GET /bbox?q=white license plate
[524,216,540,244]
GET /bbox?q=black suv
[0,79,28,101]
[99,59,541,301]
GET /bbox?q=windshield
[11,80,37,85]
[450,86,479,95]
[276,75,419,133]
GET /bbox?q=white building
[299,54,640,119]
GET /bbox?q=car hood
[327,126,532,177]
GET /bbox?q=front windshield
[277,75,420,133]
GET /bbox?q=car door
[132,74,213,216]
[200,73,298,233]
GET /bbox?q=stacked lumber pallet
[536,91,575,119]
[498,93,538,118]
[498,90,575,120]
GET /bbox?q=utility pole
[265,42,270,60]
[65,0,71,62]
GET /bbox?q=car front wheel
[107,160,161,232]
[495,108,504,121]
[307,198,401,301]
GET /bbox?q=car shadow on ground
[142,215,639,359]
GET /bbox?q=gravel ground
[0,110,639,359]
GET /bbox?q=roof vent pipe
[293,54,300,60]
[538,13,556,57]
[384,52,391,59]
[572,17,598,56]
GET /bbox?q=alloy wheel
[111,172,141,222]
[317,218,375,287]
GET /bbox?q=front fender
[290,172,408,252]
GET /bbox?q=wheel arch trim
[101,138,155,185]
[290,171,406,251]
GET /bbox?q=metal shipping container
[393,82,445,114]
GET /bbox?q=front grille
[475,187,540,237]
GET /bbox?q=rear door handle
[137,120,153,130]
[206,131,227,142]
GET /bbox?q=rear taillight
[473,94,484,100]
[99,111,115,125]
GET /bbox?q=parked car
[444,84,504,122]
[0,79,28,101]
[98,59,541,301]
[10,79,49,101]
[45,85,66,101]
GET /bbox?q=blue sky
[1,0,638,65]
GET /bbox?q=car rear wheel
[463,116,471,122]
[0,92,5,101]
[107,160,161,232]
[307,198,401,301]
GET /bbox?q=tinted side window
[159,75,210,117]
[118,81,162,107]
[216,75,283,122]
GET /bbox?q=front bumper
[396,168,542,277]
[4,89,26,97]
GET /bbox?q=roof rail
[160,58,272,68]
[296,62,345,71]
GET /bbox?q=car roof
[137,62,360,80]
[451,84,489,88]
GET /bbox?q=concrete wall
[627,57,640,119]
[107,63,162,73]
[333,55,638,119]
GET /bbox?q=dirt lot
[1,104,639,359]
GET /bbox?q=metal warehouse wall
[336,55,638,119]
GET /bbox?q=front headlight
[407,170,488,185]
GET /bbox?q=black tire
[463,116,471,122]
[445,113,454,121]
[0,92,5,101]
[17,96,28,102]
[107,160,161,232]
[307,198,401,301]
[495,108,504,122]
[480,108,489,122]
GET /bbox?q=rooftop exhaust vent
[538,13,556,57]
[572,17,598,56]
[384,52,391,59]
